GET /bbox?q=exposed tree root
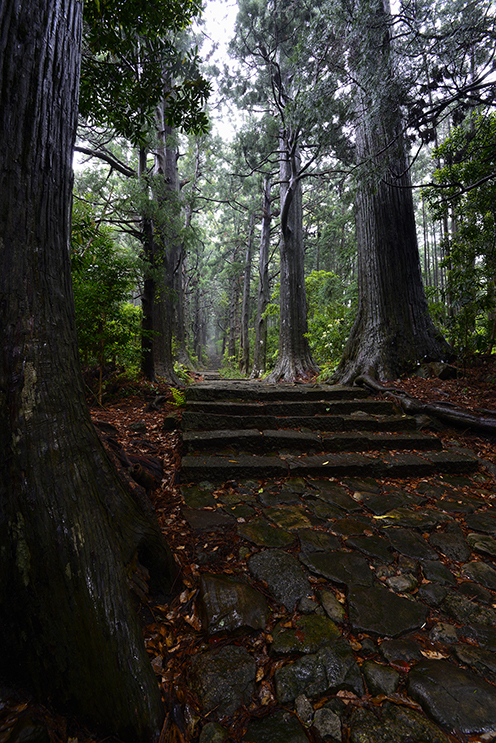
[355,373,496,436]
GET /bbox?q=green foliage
[220,353,248,379]
[71,203,142,371]
[305,270,356,369]
[170,387,186,407]
[81,0,210,143]
[423,112,496,354]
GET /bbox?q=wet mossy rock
[349,703,451,743]
[271,614,341,654]
[189,645,256,717]
[198,573,269,635]
[243,709,310,743]
[248,549,311,610]
[408,659,496,734]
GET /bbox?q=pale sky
[197,0,241,140]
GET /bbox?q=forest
[71,0,496,390]
[0,0,496,742]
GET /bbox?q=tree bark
[228,270,241,360]
[152,99,182,385]
[239,212,255,375]
[0,4,179,740]
[267,137,318,382]
[331,0,451,385]
[251,176,272,378]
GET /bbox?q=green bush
[305,270,356,369]
[71,203,142,396]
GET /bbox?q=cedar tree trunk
[332,0,451,384]
[251,176,272,378]
[239,213,255,375]
[152,100,181,384]
[267,138,318,382]
[0,3,179,740]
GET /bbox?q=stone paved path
[179,380,496,743]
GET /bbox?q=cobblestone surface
[182,381,496,743]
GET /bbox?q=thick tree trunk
[251,176,272,378]
[239,213,255,375]
[0,4,179,740]
[331,0,451,385]
[152,102,181,385]
[228,272,240,360]
[267,138,318,382]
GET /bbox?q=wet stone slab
[378,507,446,529]
[361,661,400,696]
[300,551,375,587]
[265,504,315,531]
[180,484,216,508]
[467,531,496,557]
[306,499,345,521]
[182,506,236,531]
[348,584,428,637]
[329,516,371,536]
[238,516,294,548]
[258,488,302,506]
[428,529,471,562]
[457,579,493,604]
[384,527,439,561]
[462,560,496,590]
[198,574,269,635]
[461,623,496,651]
[421,560,456,585]
[441,589,496,626]
[451,643,496,683]
[319,588,346,623]
[408,659,496,734]
[349,703,451,743]
[298,528,340,552]
[417,583,448,607]
[275,638,364,703]
[248,549,312,610]
[380,637,422,663]
[313,483,362,512]
[271,614,341,654]
[189,645,256,716]
[361,490,419,515]
[465,511,496,534]
[345,535,394,564]
[242,710,310,743]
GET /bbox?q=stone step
[181,411,417,433]
[180,449,478,482]
[182,429,444,455]
[186,382,369,403]
[185,398,397,417]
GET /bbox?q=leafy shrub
[71,203,142,399]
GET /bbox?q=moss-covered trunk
[0,3,179,740]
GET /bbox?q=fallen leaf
[421,649,448,660]
[259,681,274,705]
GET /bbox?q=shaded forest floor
[2,358,496,743]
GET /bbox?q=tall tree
[229,0,344,380]
[0,2,179,740]
[252,175,273,377]
[332,0,452,383]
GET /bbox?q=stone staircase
[180,381,478,482]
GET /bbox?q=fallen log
[355,374,496,436]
